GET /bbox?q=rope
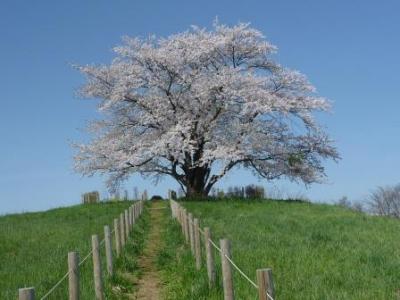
[208,237,222,253]
[41,234,110,298]
[209,237,274,300]
[223,253,258,289]
[207,237,260,290]
[39,271,69,300]
[78,249,92,267]
[40,208,136,299]
[175,205,275,300]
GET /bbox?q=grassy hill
[159,199,400,299]
[0,201,133,299]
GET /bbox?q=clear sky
[1,0,399,214]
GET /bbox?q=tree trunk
[186,184,208,198]
[185,167,209,198]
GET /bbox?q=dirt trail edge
[135,201,166,300]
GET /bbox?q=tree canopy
[74,22,339,197]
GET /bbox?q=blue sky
[1,0,399,214]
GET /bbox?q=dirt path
[134,201,166,300]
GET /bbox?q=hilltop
[159,199,400,299]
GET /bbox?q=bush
[81,191,100,203]
[150,195,163,201]
[210,184,265,199]
[244,184,265,198]
[369,184,400,217]
[335,196,364,212]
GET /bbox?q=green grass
[106,204,150,299]
[160,199,400,299]
[0,201,140,300]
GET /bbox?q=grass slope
[160,199,400,299]
[107,205,150,299]
[0,201,134,299]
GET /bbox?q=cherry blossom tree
[74,22,339,197]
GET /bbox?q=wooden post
[182,209,188,242]
[204,227,216,287]
[113,218,121,257]
[130,206,134,227]
[184,209,190,243]
[124,210,129,239]
[178,206,183,225]
[68,251,79,300]
[104,225,113,276]
[220,239,234,300]
[128,206,132,227]
[169,199,174,217]
[91,235,104,300]
[19,287,35,300]
[188,213,195,255]
[134,203,137,219]
[120,213,125,247]
[257,268,275,300]
[194,218,201,270]
[180,208,185,235]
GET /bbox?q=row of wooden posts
[169,200,275,300]
[18,201,145,300]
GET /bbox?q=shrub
[369,184,400,217]
[245,184,265,198]
[81,191,100,203]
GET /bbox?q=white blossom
[74,22,339,196]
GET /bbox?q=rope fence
[190,215,259,290]
[18,200,145,300]
[39,271,70,300]
[170,199,275,300]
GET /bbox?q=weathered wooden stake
[169,200,175,218]
[204,227,216,287]
[188,213,195,254]
[19,287,35,300]
[124,210,129,239]
[128,206,132,227]
[113,218,121,257]
[182,209,187,241]
[132,205,136,226]
[134,203,137,219]
[220,239,234,300]
[194,218,201,269]
[120,213,126,247]
[91,235,104,300]
[178,206,183,225]
[257,268,275,300]
[68,251,79,300]
[180,208,185,235]
[184,210,190,243]
[104,225,113,276]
